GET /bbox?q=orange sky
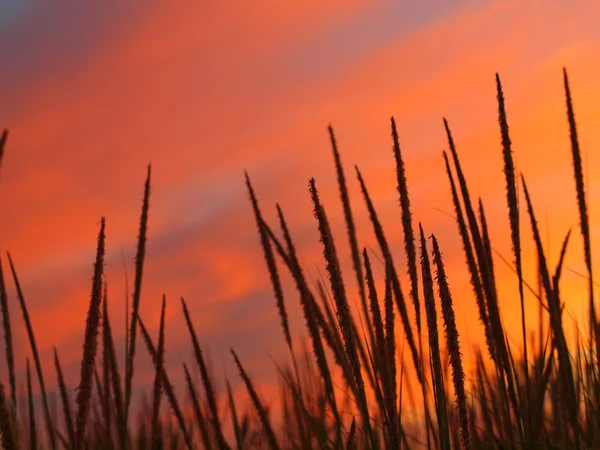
[1,0,600,424]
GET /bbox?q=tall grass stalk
[390,117,421,334]
[443,121,508,372]
[363,248,398,447]
[496,74,531,436]
[355,166,421,386]
[125,165,151,423]
[74,218,106,448]
[329,126,373,349]
[390,116,433,449]
[431,235,470,450]
[267,205,344,439]
[419,224,451,450]
[245,172,293,352]
[563,68,598,358]
[309,178,374,447]
[443,120,521,437]
[442,152,493,362]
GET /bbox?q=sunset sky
[1,0,600,419]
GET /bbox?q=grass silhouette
[0,69,599,449]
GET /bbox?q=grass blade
[231,349,280,450]
[245,172,293,352]
[7,253,57,450]
[180,297,229,449]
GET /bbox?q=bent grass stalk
[181,297,229,449]
[7,253,57,450]
[329,126,372,348]
[183,363,213,450]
